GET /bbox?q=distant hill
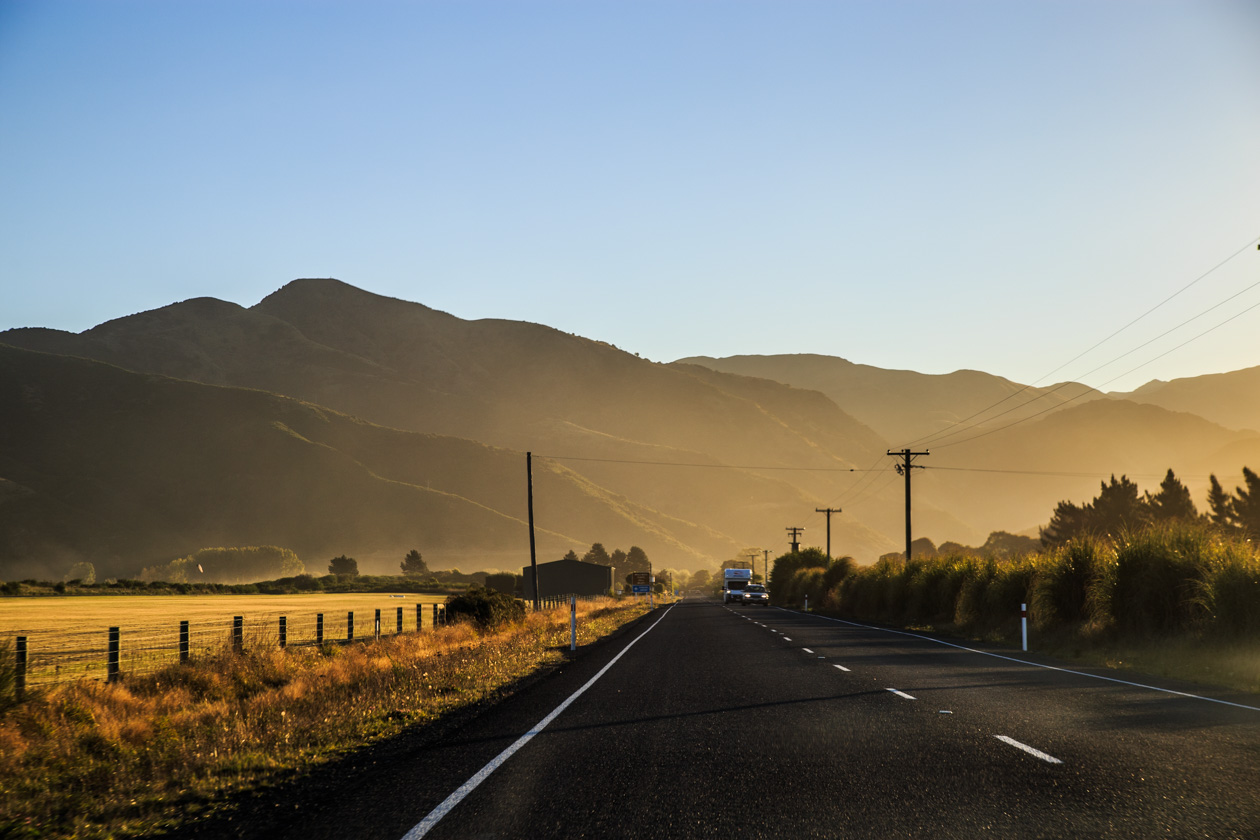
[0,345,744,580]
[2,280,928,564]
[675,353,1100,445]
[1116,367,1260,432]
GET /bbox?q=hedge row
[773,523,1260,641]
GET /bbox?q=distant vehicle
[722,567,752,604]
[742,583,769,606]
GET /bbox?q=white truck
[722,567,753,604]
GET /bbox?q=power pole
[888,449,929,562]
[527,452,539,610]
[786,526,804,554]
[746,550,760,579]
[763,549,770,585]
[815,507,841,559]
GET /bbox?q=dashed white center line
[887,689,916,700]
[995,736,1063,764]
[782,637,792,642]
[833,664,851,672]
[801,648,814,654]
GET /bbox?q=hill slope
[0,345,743,580]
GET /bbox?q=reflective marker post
[570,596,577,651]
[1021,603,1028,651]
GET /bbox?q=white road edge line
[790,609,1260,713]
[802,648,814,654]
[887,688,916,700]
[995,735,1063,764]
[400,606,675,839]
[833,664,851,672]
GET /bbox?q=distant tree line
[1041,468,1260,547]
[564,542,652,588]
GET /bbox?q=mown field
[1,593,450,687]
[0,596,652,839]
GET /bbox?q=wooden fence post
[179,621,189,664]
[416,603,423,631]
[279,615,287,649]
[316,613,324,646]
[107,627,120,683]
[15,636,26,700]
[374,609,381,640]
[347,611,354,643]
[396,607,403,634]
[432,603,439,627]
[232,616,243,654]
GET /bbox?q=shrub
[1030,538,1099,630]
[1110,527,1206,635]
[1196,539,1260,637]
[444,587,525,629]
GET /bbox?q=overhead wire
[896,234,1260,451]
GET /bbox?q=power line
[537,454,881,473]
[898,234,1260,450]
[931,293,1260,451]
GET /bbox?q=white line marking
[791,609,1260,713]
[833,664,851,672]
[782,637,792,642]
[401,607,674,839]
[802,648,814,654]
[995,735,1063,764]
[887,688,917,700]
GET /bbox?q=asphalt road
[195,598,1260,839]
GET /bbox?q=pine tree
[1232,467,1260,538]
[400,549,428,576]
[1207,474,1234,529]
[1147,468,1197,522]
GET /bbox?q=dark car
[743,583,769,606]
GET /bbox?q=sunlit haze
[2,0,1258,392]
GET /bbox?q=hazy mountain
[675,353,1101,445]
[2,280,927,563]
[0,344,744,580]
[1116,367,1260,433]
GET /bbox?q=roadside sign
[629,572,651,585]
[631,584,651,594]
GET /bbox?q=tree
[562,549,580,562]
[1231,467,1260,538]
[689,569,711,589]
[624,546,650,573]
[1207,474,1234,528]
[400,549,428,577]
[1147,469,1197,523]
[63,561,96,585]
[582,543,611,566]
[1091,475,1150,536]
[1041,500,1090,547]
[328,555,359,576]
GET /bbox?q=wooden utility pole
[527,452,539,610]
[888,449,929,562]
[763,549,770,585]
[746,550,760,580]
[786,526,804,553]
[815,507,841,559]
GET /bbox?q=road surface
[182,598,1260,839]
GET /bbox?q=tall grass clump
[1107,525,1211,636]
[1196,536,1260,637]
[1030,537,1106,631]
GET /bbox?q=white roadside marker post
[1021,603,1028,652]
[570,596,577,651]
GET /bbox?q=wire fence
[3,594,600,694]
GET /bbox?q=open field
[0,597,651,839]
[1,593,451,687]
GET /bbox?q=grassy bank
[0,597,651,839]
[772,523,1260,694]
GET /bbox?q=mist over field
[3,279,1259,583]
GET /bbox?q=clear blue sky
[2,0,1258,392]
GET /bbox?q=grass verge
[0,597,651,839]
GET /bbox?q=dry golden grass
[0,598,650,839]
